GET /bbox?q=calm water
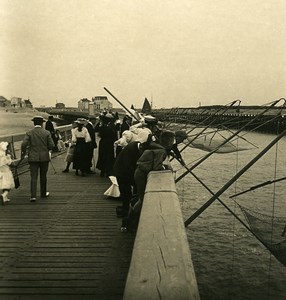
[175,130,286,300]
[1,115,286,299]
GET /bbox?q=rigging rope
[232,135,286,268]
[230,115,241,294]
[267,124,279,297]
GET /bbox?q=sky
[1,0,286,109]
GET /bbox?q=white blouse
[71,127,91,143]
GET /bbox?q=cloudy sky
[1,0,286,109]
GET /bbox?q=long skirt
[96,138,115,175]
[72,138,89,172]
[0,165,15,190]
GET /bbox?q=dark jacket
[136,144,167,173]
[113,141,143,182]
[45,120,55,133]
[86,122,97,148]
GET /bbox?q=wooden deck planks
[0,154,135,299]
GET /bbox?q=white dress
[0,154,15,190]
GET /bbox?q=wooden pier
[0,153,135,300]
[0,126,200,299]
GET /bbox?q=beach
[0,108,50,136]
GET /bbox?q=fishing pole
[160,107,177,129]
[229,176,286,198]
[175,99,283,183]
[178,100,283,155]
[186,102,240,134]
[211,129,255,151]
[231,112,284,141]
[207,98,285,130]
[164,106,210,130]
[179,100,285,158]
[104,87,141,122]
[219,125,259,149]
[208,111,283,155]
[217,110,285,155]
[183,126,286,227]
[173,157,275,252]
[173,100,241,158]
[170,103,239,142]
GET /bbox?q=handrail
[0,124,73,174]
[124,170,200,300]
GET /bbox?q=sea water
[175,131,286,300]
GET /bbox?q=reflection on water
[175,131,286,300]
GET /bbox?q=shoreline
[0,108,50,136]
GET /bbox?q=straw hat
[105,113,114,119]
[144,115,158,125]
[76,118,87,125]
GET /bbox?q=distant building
[142,98,152,114]
[78,96,113,111]
[23,99,33,108]
[11,97,22,108]
[92,96,113,110]
[78,98,91,110]
[56,102,65,109]
[0,96,10,107]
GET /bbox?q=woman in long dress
[95,114,117,177]
[72,119,91,176]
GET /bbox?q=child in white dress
[0,141,15,204]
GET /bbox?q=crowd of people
[0,110,188,232]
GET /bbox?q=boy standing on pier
[21,116,55,202]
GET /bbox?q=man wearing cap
[21,116,55,202]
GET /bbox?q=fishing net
[184,134,253,153]
[239,205,286,266]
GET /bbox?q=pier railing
[0,124,72,174]
[124,170,200,300]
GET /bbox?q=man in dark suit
[45,115,59,152]
[84,117,97,173]
[113,141,144,217]
[113,132,153,218]
[21,116,55,202]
